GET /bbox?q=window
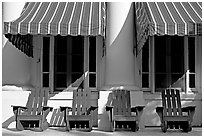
[155,36,184,91]
[142,35,196,92]
[54,36,84,91]
[41,35,98,92]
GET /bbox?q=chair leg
[88,120,92,131]
[182,121,192,132]
[161,121,167,133]
[136,120,139,131]
[16,120,24,131]
[66,120,70,131]
[41,121,49,131]
[188,122,192,132]
[131,121,137,132]
[112,121,115,131]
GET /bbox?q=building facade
[2,2,202,129]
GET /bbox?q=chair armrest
[42,106,53,112]
[89,106,98,111]
[105,106,114,123]
[131,106,145,112]
[11,105,28,112]
[60,106,72,112]
[182,106,196,112]
[86,106,98,115]
[156,106,163,113]
[105,106,114,111]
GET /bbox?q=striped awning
[135,2,150,54]
[4,2,106,57]
[4,2,106,36]
[146,2,202,36]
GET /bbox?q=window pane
[89,37,96,72]
[142,74,149,88]
[155,36,166,72]
[43,37,50,52]
[155,54,166,72]
[43,74,49,87]
[55,36,67,54]
[188,37,195,73]
[142,39,149,72]
[71,73,84,88]
[155,74,167,88]
[43,53,49,72]
[72,36,83,54]
[171,74,183,85]
[43,37,50,72]
[56,55,67,72]
[72,55,83,72]
[171,36,184,73]
[189,74,195,88]
[89,74,96,87]
[171,56,184,73]
[55,74,67,88]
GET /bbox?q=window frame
[142,35,198,93]
[37,35,100,93]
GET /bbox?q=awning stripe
[171,2,187,35]
[88,2,93,35]
[48,3,60,34]
[28,3,42,33]
[146,2,202,36]
[156,3,167,34]
[164,2,177,34]
[190,2,201,20]
[78,2,84,35]
[58,3,68,34]
[68,2,76,34]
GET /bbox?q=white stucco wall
[2,2,34,127]
[2,2,33,87]
[2,2,25,46]
[105,2,137,89]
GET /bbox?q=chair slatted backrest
[72,89,90,115]
[162,88,182,116]
[26,88,49,115]
[112,90,131,116]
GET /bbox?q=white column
[104,2,139,90]
[98,3,145,131]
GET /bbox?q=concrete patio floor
[2,127,202,136]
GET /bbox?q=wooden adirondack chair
[156,88,196,132]
[60,89,98,131]
[12,87,53,131]
[106,90,145,132]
